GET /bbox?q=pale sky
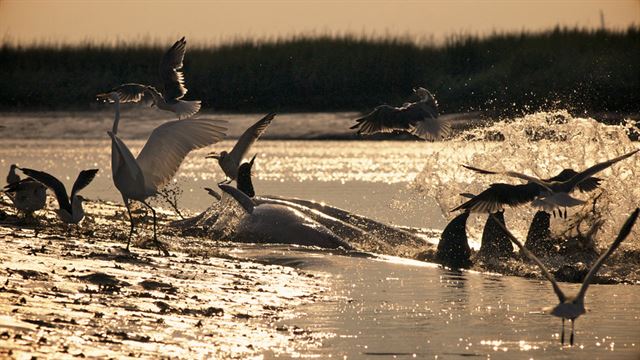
[0,0,638,46]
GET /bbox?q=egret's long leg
[123,196,135,251]
[141,200,170,256]
[561,318,565,345]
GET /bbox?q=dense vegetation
[1,27,638,116]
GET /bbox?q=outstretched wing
[98,83,156,103]
[19,168,71,213]
[136,118,227,191]
[565,149,638,191]
[576,208,639,300]
[350,105,410,134]
[159,36,188,101]
[70,169,99,198]
[237,154,257,197]
[546,169,601,193]
[228,113,275,167]
[489,213,566,303]
[462,164,553,192]
[451,183,542,213]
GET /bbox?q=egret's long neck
[112,97,121,134]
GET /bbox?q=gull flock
[1,37,638,347]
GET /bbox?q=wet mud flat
[0,200,329,359]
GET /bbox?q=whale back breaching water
[413,110,639,258]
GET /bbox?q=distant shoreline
[1,27,638,115]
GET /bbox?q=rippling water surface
[1,110,638,358]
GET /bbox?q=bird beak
[206,152,220,160]
[249,154,257,165]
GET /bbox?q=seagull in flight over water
[350,87,450,141]
[18,167,98,224]
[490,208,639,345]
[452,149,637,214]
[207,113,275,183]
[98,37,201,119]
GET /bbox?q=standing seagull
[18,167,98,224]
[490,208,639,345]
[108,102,227,255]
[99,37,201,119]
[350,87,450,141]
[452,149,637,213]
[207,113,275,182]
[3,165,47,218]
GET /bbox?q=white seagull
[106,94,227,255]
[207,113,275,182]
[490,208,638,345]
[99,37,201,119]
[452,149,638,213]
[18,167,98,224]
[350,87,450,141]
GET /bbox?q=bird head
[206,151,227,161]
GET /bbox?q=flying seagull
[452,149,637,213]
[350,87,450,141]
[490,208,639,345]
[97,37,201,119]
[107,94,227,255]
[18,167,98,224]
[207,113,275,182]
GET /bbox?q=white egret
[99,37,201,119]
[491,208,639,345]
[18,167,98,224]
[350,87,450,141]
[106,94,227,254]
[207,113,275,182]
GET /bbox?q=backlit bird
[490,208,639,345]
[97,37,201,119]
[452,149,637,213]
[107,97,227,254]
[207,113,275,182]
[19,167,98,224]
[350,87,450,141]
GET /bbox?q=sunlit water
[240,246,640,359]
[1,110,639,358]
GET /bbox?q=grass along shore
[0,27,638,118]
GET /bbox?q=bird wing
[463,164,554,192]
[350,105,411,134]
[489,213,566,303]
[451,183,542,213]
[237,154,257,198]
[565,149,638,191]
[19,168,71,214]
[545,169,601,193]
[70,169,99,199]
[136,118,227,192]
[105,83,155,103]
[159,36,188,101]
[218,184,255,214]
[228,113,275,167]
[576,208,639,301]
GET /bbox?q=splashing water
[413,110,639,253]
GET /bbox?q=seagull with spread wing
[350,87,450,141]
[18,167,98,224]
[207,113,275,183]
[97,37,201,119]
[491,208,639,345]
[452,149,637,214]
[107,94,227,255]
